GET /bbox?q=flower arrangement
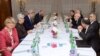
[51,26,58,38]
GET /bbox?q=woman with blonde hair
[0,17,19,56]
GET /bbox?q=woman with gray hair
[16,13,27,42]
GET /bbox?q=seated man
[24,9,35,31]
[33,10,44,25]
[78,18,100,53]
[89,13,99,35]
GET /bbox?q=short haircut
[4,17,16,25]
[27,9,34,14]
[89,13,96,17]
[17,13,24,19]
[81,18,90,25]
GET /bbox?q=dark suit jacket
[79,21,100,52]
[72,18,82,29]
[24,15,33,30]
[16,23,27,42]
[33,13,44,25]
[0,27,19,56]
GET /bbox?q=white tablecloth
[12,16,96,56]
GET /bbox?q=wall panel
[11,0,93,18]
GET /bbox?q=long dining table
[12,15,96,56]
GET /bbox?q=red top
[0,27,19,56]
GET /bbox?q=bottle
[31,38,36,56]
[35,32,40,56]
[64,19,69,32]
[69,31,77,56]
[31,32,40,56]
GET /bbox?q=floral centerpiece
[51,26,58,38]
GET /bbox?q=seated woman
[72,13,82,29]
[75,9,84,19]
[16,14,27,42]
[0,17,19,56]
[65,10,75,27]
[70,10,75,22]
[72,9,84,28]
